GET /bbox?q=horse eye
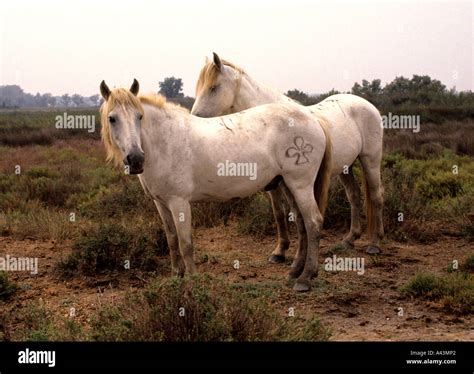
[139,114,143,121]
[108,116,116,123]
[209,85,218,93]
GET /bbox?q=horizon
[1,0,472,97]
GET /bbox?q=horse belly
[191,156,278,201]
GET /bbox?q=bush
[0,271,17,300]
[15,302,84,341]
[57,221,168,277]
[400,273,440,298]
[237,193,275,238]
[416,173,464,200]
[400,272,473,314]
[287,316,332,341]
[460,219,474,242]
[0,310,11,341]
[91,274,330,342]
[77,179,156,219]
[324,176,352,230]
[381,152,474,242]
[461,254,474,273]
[10,206,74,241]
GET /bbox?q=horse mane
[196,59,244,95]
[139,93,188,113]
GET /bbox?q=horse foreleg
[168,198,197,274]
[154,200,185,277]
[267,186,290,264]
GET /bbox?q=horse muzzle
[124,150,145,174]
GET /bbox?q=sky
[1,0,472,97]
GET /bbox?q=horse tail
[314,116,333,219]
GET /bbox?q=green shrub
[192,201,237,228]
[400,272,473,314]
[16,302,84,341]
[237,193,275,238]
[461,254,474,273]
[287,316,331,341]
[400,273,440,298]
[0,271,17,300]
[416,172,464,200]
[57,221,167,277]
[324,178,351,230]
[77,179,156,219]
[91,274,330,342]
[460,220,474,242]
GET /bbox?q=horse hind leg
[281,181,323,292]
[268,186,291,264]
[279,183,307,279]
[338,167,362,249]
[360,155,384,254]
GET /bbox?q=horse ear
[100,80,111,101]
[130,79,139,96]
[213,52,222,71]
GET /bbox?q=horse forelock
[195,59,244,95]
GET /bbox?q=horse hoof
[366,245,382,255]
[268,255,286,264]
[293,281,310,292]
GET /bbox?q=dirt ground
[1,225,473,341]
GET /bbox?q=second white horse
[192,53,384,257]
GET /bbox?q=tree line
[287,75,474,123]
[0,85,101,108]
[2,75,473,123]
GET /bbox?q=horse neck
[233,71,290,111]
[142,105,191,143]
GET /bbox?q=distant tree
[61,94,71,107]
[168,96,195,111]
[383,75,446,106]
[351,79,382,105]
[34,93,46,107]
[0,85,24,98]
[89,94,100,107]
[71,94,83,107]
[158,77,184,98]
[42,93,55,107]
[286,89,310,104]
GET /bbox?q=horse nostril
[125,152,144,167]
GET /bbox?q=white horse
[99,79,332,292]
[191,53,384,257]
